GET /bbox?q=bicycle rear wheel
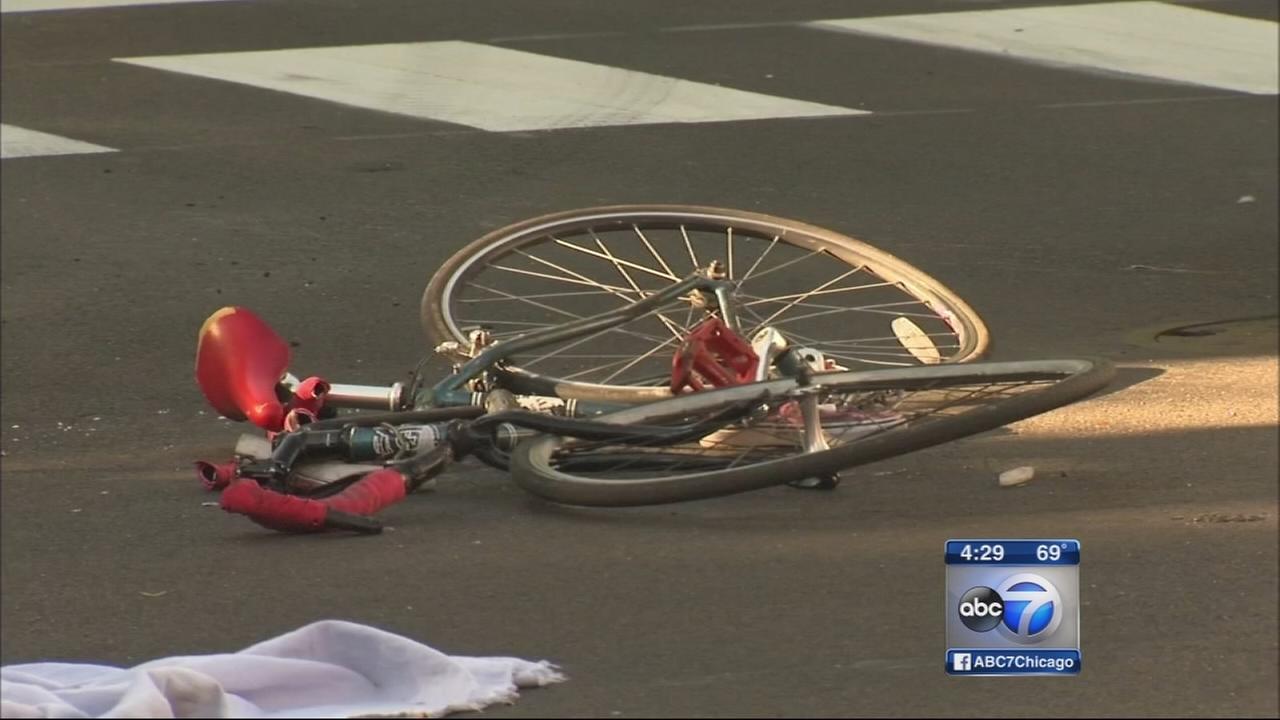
[423,205,990,403]
[508,358,1113,507]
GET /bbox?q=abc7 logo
[957,573,1064,644]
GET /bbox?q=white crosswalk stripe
[1,124,116,159]
[809,1,1278,96]
[1,0,237,12]
[115,41,869,132]
[2,0,234,12]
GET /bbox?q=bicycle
[194,205,1112,533]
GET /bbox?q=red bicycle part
[282,407,318,433]
[195,307,290,431]
[219,468,409,534]
[194,459,238,491]
[287,376,330,416]
[670,317,759,393]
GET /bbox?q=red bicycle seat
[195,306,290,431]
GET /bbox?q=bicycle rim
[423,206,990,402]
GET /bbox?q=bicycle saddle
[195,306,289,431]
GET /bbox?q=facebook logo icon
[952,653,972,672]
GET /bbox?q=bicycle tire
[507,357,1114,507]
[423,205,991,403]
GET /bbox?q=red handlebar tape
[219,468,408,533]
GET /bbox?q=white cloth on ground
[0,619,564,718]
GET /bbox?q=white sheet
[1,620,564,718]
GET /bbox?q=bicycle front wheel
[423,205,990,403]
[508,358,1114,507]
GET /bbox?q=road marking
[810,1,1278,95]
[1039,94,1256,109]
[2,0,234,11]
[661,21,803,33]
[1,124,116,159]
[487,31,629,44]
[115,41,868,132]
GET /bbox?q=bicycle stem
[281,374,407,411]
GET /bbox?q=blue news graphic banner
[947,650,1081,675]
[945,540,1080,566]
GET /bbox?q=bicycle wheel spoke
[826,342,962,352]
[743,293,914,317]
[741,280,895,307]
[515,250,646,303]
[599,333,682,384]
[560,354,660,382]
[552,235,679,282]
[634,224,677,279]
[457,285,677,349]
[752,266,866,328]
[747,324,943,354]
[491,261,634,295]
[459,289,619,303]
[739,303,775,331]
[764,301,941,327]
[503,252,692,349]
[737,247,826,283]
[518,323,649,371]
[517,295,690,371]
[454,319,555,328]
[739,235,779,284]
[681,225,700,271]
[480,314,674,352]
[743,293,929,315]
[590,232,685,341]
[818,348,923,361]
[819,332,961,347]
[470,283,586,322]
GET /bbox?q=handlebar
[219,468,405,534]
[218,444,455,534]
[208,394,762,534]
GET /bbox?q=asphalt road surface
[2,0,1277,717]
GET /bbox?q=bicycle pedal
[787,475,841,491]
